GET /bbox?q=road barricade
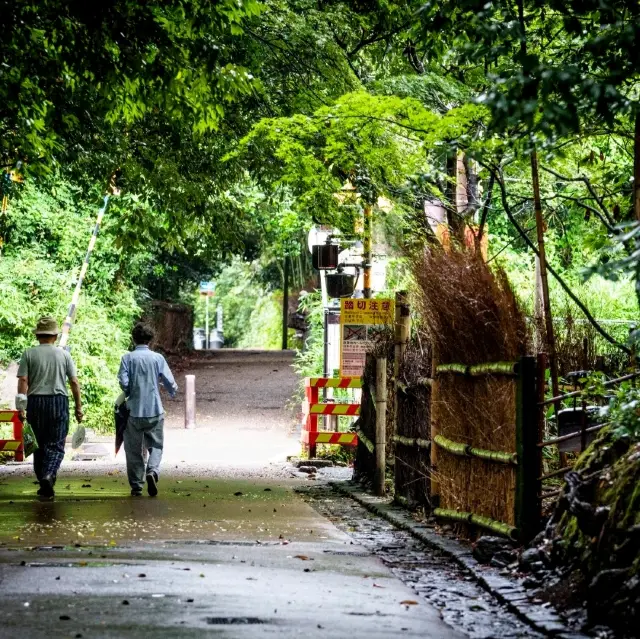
[301,377,361,457]
[0,410,24,461]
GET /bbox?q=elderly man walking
[17,316,83,498]
[118,323,178,497]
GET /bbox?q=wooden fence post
[515,356,539,543]
[393,291,411,497]
[430,350,440,508]
[375,357,387,496]
[394,291,411,379]
[535,353,547,527]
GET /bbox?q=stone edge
[330,481,590,639]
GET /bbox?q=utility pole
[282,256,289,350]
[363,205,372,298]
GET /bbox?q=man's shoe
[146,472,158,497]
[131,489,143,497]
[39,475,55,498]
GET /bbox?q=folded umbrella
[114,393,129,456]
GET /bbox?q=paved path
[0,475,460,638]
[0,350,460,638]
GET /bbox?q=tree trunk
[446,148,464,241]
[634,111,640,221]
[531,150,560,402]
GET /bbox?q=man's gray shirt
[118,346,178,418]
[17,344,77,396]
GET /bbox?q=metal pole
[363,205,372,298]
[374,357,387,496]
[282,256,289,350]
[323,308,330,428]
[185,375,196,429]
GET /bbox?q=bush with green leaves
[0,254,138,432]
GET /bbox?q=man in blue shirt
[118,323,178,497]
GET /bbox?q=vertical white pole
[185,375,196,429]
[205,295,210,350]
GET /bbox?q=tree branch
[540,165,616,227]
[546,193,616,233]
[490,164,631,355]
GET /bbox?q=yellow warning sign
[339,298,395,326]
[340,298,395,377]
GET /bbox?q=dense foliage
[0,179,140,430]
[1,0,638,433]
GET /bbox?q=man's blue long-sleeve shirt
[118,346,178,418]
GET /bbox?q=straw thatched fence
[353,248,544,542]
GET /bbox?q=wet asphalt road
[0,350,461,637]
[0,475,462,638]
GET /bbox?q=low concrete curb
[331,481,589,639]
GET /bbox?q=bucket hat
[34,316,60,336]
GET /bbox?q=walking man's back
[17,316,83,498]
[118,323,178,497]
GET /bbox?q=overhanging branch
[490,165,631,355]
[540,165,615,227]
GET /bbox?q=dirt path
[160,349,302,467]
[165,349,299,432]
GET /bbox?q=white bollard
[185,374,196,429]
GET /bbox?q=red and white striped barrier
[301,377,360,457]
[0,410,24,461]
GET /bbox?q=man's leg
[27,396,68,496]
[124,417,146,495]
[144,415,164,496]
[41,396,69,483]
[27,397,45,483]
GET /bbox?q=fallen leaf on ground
[294,555,310,560]
[373,584,385,588]
[400,600,418,605]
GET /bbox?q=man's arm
[159,356,178,398]
[16,351,29,416]
[65,353,83,422]
[70,377,83,423]
[17,376,28,395]
[118,355,130,395]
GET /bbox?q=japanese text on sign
[340,298,395,377]
[340,298,395,325]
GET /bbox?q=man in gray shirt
[17,316,83,498]
[118,323,178,497]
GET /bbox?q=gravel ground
[302,483,544,639]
